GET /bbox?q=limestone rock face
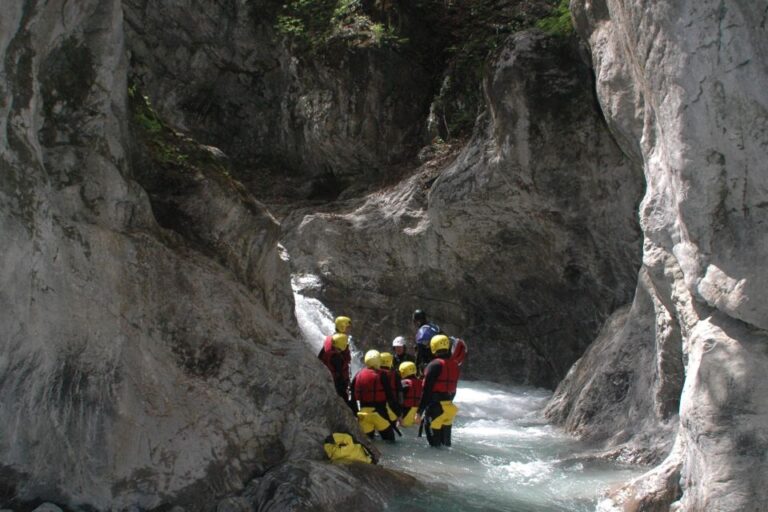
[282,31,644,387]
[0,1,361,509]
[123,0,432,195]
[549,0,768,509]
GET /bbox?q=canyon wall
[0,1,367,509]
[282,30,644,386]
[546,0,768,509]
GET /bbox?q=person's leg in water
[379,425,396,442]
[441,425,452,446]
[425,402,444,447]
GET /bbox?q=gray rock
[0,1,362,509]
[553,0,768,509]
[123,0,432,194]
[215,497,252,512]
[247,459,418,511]
[31,505,62,512]
[281,30,644,387]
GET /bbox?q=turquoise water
[376,381,642,512]
[292,278,641,511]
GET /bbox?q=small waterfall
[292,273,363,373]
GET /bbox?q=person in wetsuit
[412,309,441,374]
[392,336,414,369]
[351,350,402,442]
[398,361,422,427]
[415,334,460,447]
[318,332,353,409]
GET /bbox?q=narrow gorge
[1,0,766,511]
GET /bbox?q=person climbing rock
[392,335,414,368]
[318,316,355,409]
[412,309,441,374]
[379,351,403,427]
[398,361,422,427]
[415,334,460,447]
[318,332,353,408]
[351,350,402,442]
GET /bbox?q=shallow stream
[294,276,642,511]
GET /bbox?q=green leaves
[536,0,574,37]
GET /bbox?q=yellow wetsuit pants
[400,406,418,427]
[357,406,391,435]
[428,400,458,430]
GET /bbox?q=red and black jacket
[382,368,402,406]
[318,336,350,381]
[418,355,460,414]
[353,367,387,403]
[318,336,351,399]
[352,368,402,416]
[401,377,423,408]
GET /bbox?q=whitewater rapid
[293,275,642,511]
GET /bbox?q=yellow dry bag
[323,432,374,464]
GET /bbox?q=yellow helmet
[331,333,348,351]
[364,350,381,369]
[399,361,416,378]
[379,352,393,369]
[430,334,450,354]
[335,316,351,333]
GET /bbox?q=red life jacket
[319,335,350,382]
[384,368,399,397]
[431,357,459,394]
[402,377,423,407]
[354,368,386,403]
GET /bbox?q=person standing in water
[415,334,459,447]
[398,361,422,427]
[392,336,414,369]
[412,309,441,374]
[379,352,403,428]
[352,350,402,441]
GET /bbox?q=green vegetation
[536,0,573,37]
[128,83,227,172]
[274,0,409,51]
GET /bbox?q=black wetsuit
[393,351,414,370]
[418,352,458,447]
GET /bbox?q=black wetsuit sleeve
[416,344,433,371]
[395,372,403,405]
[331,352,348,397]
[350,375,357,403]
[418,362,441,414]
[380,372,402,417]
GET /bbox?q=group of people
[317,309,466,448]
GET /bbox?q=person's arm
[380,372,402,417]
[350,375,358,403]
[395,371,403,406]
[417,362,441,415]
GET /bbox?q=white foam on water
[291,283,644,511]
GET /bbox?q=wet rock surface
[281,30,644,387]
[0,1,366,509]
[547,0,768,509]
